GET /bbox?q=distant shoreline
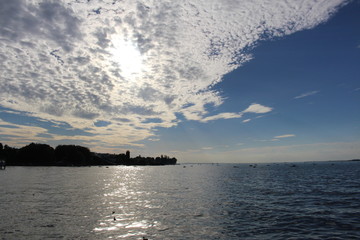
[347,159,360,162]
[0,143,177,166]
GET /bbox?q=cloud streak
[274,134,296,139]
[294,90,319,99]
[200,103,272,123]
[0,0,347,149]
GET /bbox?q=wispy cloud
[0,0,347,149]
[253,134,295,143]
[274,134,296,139]
[200,103,272,122]
[201,112,243,123]
[147,138,160,142]
[294,90,319,99]
[202,147,213,150]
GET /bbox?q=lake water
[0,161,359,239]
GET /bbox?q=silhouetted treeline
[0,143,177,166]
[17,143,56,166]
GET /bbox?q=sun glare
[108,36,144,80]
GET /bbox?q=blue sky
[0,0,359,162]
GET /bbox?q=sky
[0,0,359,163]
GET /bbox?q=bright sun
[108,36,144,80]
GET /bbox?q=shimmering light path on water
[0,162,359,239]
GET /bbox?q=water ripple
[0,162,359,239]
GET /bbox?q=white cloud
[0,0,347,149]
[200,102,273,122]
[254,134,295,142]
[274,134,296,139]
[243,103,273,114]
[294,90,319,99]
[242,119,251,123]
[201,112,243,123]
[0,120,51,146]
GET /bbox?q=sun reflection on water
[93,167,159,238]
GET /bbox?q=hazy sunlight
[109,36,144,80]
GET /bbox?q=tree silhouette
[55,145,91,166]
[17,143,55,166]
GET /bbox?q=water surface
[0,161,359,239]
